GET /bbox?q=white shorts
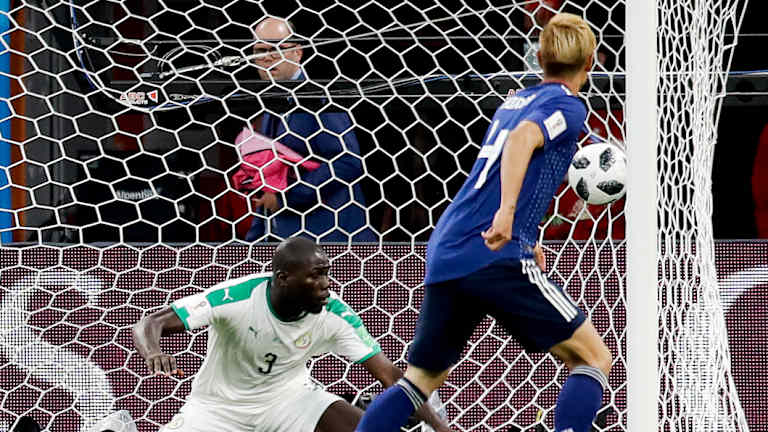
[160,383,343,432]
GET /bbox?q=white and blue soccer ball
[567,142,627,205]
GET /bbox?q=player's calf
[592,340,613,377]
[550,321,611,432]
[550,320,612,377]
[404,366,451,397]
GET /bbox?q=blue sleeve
[522,96,587,150]
[284,113,365,210]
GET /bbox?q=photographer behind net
[234,17,375,243]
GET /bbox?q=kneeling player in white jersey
[132,237,450,432]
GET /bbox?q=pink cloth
[231,127,321,193]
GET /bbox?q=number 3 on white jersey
[474,119,510,189]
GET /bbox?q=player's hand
[144,352,183,377]
[534,243,546,272]
[481,209,514,251]
[251,192,280,212]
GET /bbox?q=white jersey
[170,273,381,406]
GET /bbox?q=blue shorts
[408,259,587,372]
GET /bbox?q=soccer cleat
[357,391,448,432]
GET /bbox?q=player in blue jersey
[355,13,610,432]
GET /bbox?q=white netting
[0,0,749,431]
[657,0,749,431]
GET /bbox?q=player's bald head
[272,237,326,274]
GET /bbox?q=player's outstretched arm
[361,353,452,432]
[132,307,186,377]
[482,121,544,251]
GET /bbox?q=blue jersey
[425,82,587,285]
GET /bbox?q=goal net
[0,1,749,431]
[657,0,750,431]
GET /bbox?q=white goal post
[625,1,658,431]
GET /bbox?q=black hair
[272,237,323,274]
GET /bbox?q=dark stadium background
[15,0,767,243]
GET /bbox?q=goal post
[625,1,658,432]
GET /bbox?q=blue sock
[355,378,426,432]
[554,366,607,432]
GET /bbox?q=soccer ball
[567,143,627,205]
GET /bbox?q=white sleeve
[325,295,381,364]
[170,276,268,330]
[170,292,213,330]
